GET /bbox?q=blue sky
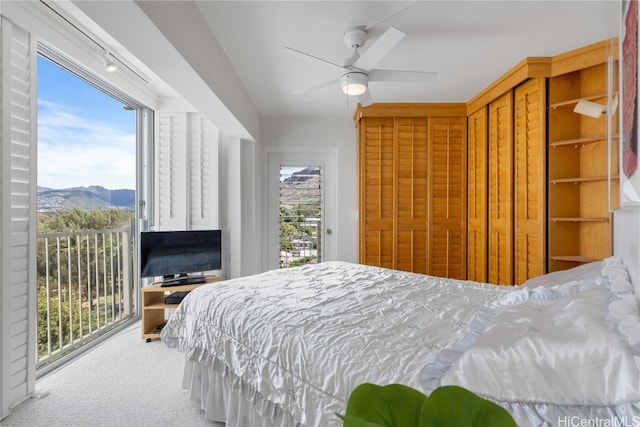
[37,55,136,190]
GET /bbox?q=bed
[161,259,640,427]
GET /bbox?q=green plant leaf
[340,383,428,427]
[419,385,517,427]
[336,414,387,427]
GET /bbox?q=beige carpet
[1,321,217,427]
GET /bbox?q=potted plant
[338,383,517,427]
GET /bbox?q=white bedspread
[161,261,511,426]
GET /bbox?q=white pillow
[439,285,640,406]
[521,261,604,288]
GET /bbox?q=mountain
[37,186,135,213]
[280,167,321,209]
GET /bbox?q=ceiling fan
[283,25,436,106]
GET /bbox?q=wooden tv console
[141,276,222,341]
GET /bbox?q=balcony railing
[36,226,135,369]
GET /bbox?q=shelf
[550,217,610,222]
[550,176,609,184]
[143,302,180,309]
[549,255,603,263]
[547,56,616,277]
[549,134,618,148]
[548,92,614,109]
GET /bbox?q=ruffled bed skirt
[182,357,300,426]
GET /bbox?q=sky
[37,55,136,191]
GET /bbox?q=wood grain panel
[514,78,546,284]
[488,92,514,285]
[428,117,467,279]
[467,108,488,282]
[396,117,429,272]
[358,117,395,268]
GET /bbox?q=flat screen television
[140,229,222,287]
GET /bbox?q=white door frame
[266,148,337,271]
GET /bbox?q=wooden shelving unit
[547,59,619,273]
[141,276,222,341]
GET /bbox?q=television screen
[140,230,222,283]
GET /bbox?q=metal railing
[279,219,321,268]
[36,226,135,369]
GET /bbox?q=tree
[36,207,134,362]
[38,207,133,233]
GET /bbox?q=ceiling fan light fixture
[341,71,368,96]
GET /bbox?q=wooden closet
[514,78,546,284]
[467,107,488,282]
[488,91,514,285]
[356,39,617,284]
[356,105,467,278]
[467,71,548,286]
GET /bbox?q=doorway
[267,151,336,270]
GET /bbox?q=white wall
[614,209,640,295]
[261,116,357,265]
[218,134,263,278]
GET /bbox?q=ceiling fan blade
[282,47,347,72]
[358,90,374,107]
[353,26,405,71]
[291,79,337,95]
[369,69,437,82]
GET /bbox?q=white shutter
[156,112,187,230]
[0,17,37,418]
[189,114,219,230]
[155,112,218,231]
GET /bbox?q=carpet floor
[1,321,216,427]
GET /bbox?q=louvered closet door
[488,92,514,285]
[396,118,429,273]
[514,78,546,284]
[428,117,467,279]
[359,117,395,268]
[467,108,488,282]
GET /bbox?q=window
[279,165,322,268]
[35,45,151,374]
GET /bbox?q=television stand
[141,276,223,341]
[160,275,206,287]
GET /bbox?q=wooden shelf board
[549,134,618,148]
[142,276,222,293]
[143,302,179,309]
[550,217,610,222]
[549,255,603,263]
[550,176,609,184]
[549,92,609,109]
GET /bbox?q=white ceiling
[188,1,618,118]
[57,0,620,123]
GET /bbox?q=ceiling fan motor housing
[344,27,367,49]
